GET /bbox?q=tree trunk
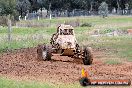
[41,7,43,17]
[117,0,120,14]
[90,2,93,11]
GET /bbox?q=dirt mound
[0,47,83,83]
[0,48,132,85]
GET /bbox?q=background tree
[1,0,132,19]
[28,0,40,12]
[16,0,31,17]
[98,2,108,18]
[0,0,16,17]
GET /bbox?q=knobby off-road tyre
[37,45,45,60]
[82,47,93,65]
[37,45,52,61]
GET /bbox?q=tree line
[0,0,132,18]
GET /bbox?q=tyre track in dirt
[0,48,132,85]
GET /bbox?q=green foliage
[0,0,16,16]
[0,0,132,17]
[80,23,92,27]
[128,0,132,9]
[16,0,31,17]
[99,28,114,34]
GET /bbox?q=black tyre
[82,47,93,65]
[37,44,52,61]
[43,45,52,61]
[37,44,45,60]
[79,77,90,86]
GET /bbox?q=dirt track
[0,48,132,84]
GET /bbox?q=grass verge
[0,77,53,88]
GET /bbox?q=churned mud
[0,48,132,85]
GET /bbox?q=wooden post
[49,3,52,27]
[19,16,21,21]
[24,16,27,20]
[38,16,40,20]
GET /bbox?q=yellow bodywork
[56,35,76,49]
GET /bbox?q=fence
[25,9,132,20]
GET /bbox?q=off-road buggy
[37,24,93,65]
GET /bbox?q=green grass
[88,36,132,62]
[0,27,55,35]
[17,16,132,29]
[0,77,119,88]
[1,77,132,88]
[105,59,121,65]
[0,40,46,53]
[0,77,53,88]
[0,27,56,52]
[0,77,85,88]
